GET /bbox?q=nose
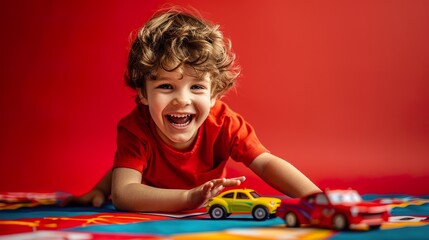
[172,89,192,106]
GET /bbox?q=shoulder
[208,100,236,121]
[206,100,246,129]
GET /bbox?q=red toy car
[276,189,390,230]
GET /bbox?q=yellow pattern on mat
[173,226,334,240]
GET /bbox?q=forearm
[93,170,112,197]
[112,183,190,212]
[112,167,193,212]
[250,153,321,198]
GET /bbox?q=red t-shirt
[113,100,268,189]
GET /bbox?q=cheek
[148,96,168,119]
[197,95,213,115]
[150,93,170,107]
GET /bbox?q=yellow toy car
[206,189,281,221]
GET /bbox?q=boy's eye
[156,84,173,89]
[191,84,205,90]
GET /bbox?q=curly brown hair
[125,7,240,103]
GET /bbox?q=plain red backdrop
[0,0,428,196]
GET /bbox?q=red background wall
[1,0,428,196]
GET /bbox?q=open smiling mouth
[166,114,194,128]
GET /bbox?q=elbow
[111,189,133,212]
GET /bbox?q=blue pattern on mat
[331,225,429,240]
[70,215,284,235]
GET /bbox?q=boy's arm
[61,170,112,207]
[93,169,112,197]
[249,152,321,198]
[112,167,245,212]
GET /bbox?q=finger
[202,181,214,198]
[212,185,225,195]
[60,196,74,207]
[210,178,226,188]
[222,176,246,187]
[60,194,91,207]
[230,176,246,182]
[92,194,105,208]
[221,180,238,187]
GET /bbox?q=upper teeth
[169,114,191,118]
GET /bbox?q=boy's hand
[187,176,245,209]
[60,188,107,208]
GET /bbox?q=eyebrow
[153,76,174,81]
[153,74,210,82]
[155,73,183,81]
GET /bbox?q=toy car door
[231,192,253,213]
[309,193,332,226]
[221,192,235,212]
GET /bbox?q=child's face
[140,67,216,151]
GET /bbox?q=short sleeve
[113,126,148,172]
[228,112,269,166]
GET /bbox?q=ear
[210,95,218,107]
[138,88,148,105]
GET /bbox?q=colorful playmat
[0,192,428,239]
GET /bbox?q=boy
[63,8,320,212]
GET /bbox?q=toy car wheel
[332,213,348,230]
[252,206,269,221]
[285,212,299,227]
[209,205,227,219]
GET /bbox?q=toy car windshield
[327,190,362,204]
[250,191,261,198]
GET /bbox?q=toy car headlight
[350,206,359,217]
[270,201,275,205]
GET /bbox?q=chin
[171,137,193,144]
